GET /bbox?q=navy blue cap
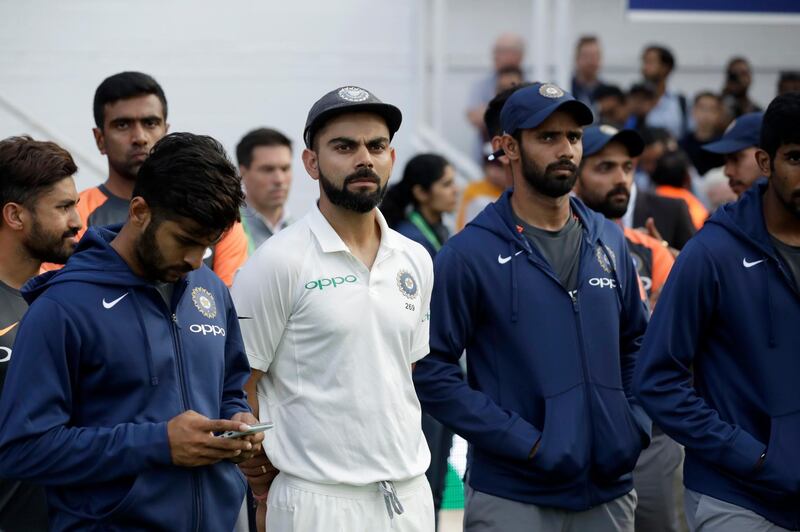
[582,125,645,158]
[702,112,763,154]
[500,82,593,135]
[304,86,402,148]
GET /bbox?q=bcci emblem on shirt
[595,245,617,274]
[192,287,217,319]
[396,270,419,300]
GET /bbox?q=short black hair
[629,82,656,99]
[484,82,536,138]
[651,150,690,187]
[760,92,800,161]
[133,133,243,236]
[694,91,721,105]
[778,71,800,94]
[639,126,673,147]
[644,45,675,72]
[93,71,167,128]
[594,84,626,103]
[0,136,77,214]
[235,128,292,168]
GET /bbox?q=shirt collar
[308,204,404,254]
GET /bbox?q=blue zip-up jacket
[0,226,250,531]
[413,190,651,510]
[633,182,800,530]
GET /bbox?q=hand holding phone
[219,421,274,439]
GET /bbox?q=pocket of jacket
[755,409,800,498]
[530,384,589,483]
[590,384,644,482]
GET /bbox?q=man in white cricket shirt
[231,86,435,532]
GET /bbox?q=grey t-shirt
[153,281,175,309]
[771,236,800,292]
[513,211,583,293]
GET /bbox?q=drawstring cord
[379,480,404,520]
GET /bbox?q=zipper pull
[569,290,579,312]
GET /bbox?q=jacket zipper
[525,237,596,507]
[158,285,201,532]
[170,315,201,532]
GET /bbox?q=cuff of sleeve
[499,416,543,462]
[246,353,271,373]
[410,345,429,364]
[145,422,173,467]
[629,404,653,448]
[722,427,766,477]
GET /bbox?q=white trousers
[265,472,435,532]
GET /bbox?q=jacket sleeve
[633,240,766,476]
[0,296,172,486]
[413,246,541,461]
[220,291,253,420]
[617,238,653,439]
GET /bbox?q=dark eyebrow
[109,115,162,124]
[367,136,390,145]
[56,199,77,207]
[327,137,357,147]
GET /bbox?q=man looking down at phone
[0,133,261,531]
[232,86,434,531]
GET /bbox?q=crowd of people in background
[0,27,798,532]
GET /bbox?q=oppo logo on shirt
[589,277,617,289]
[189,324,226,336]
[304,275,358,291]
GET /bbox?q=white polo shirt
[231,205,432,485]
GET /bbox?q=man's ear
[92,127,106,155]
[1,202,26,231]
[302,148,320,181]
[128,197,152,228]
[755,149,772,178]
[501,133,521,162]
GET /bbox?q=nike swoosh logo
[743,258,765,268]
[102,293,129,309]
[237,316,253,320]
[498,250,524,264]
[0,322,19,337]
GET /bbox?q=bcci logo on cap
[192,287,217,319]
[338,86,370,102]
[539,83,565,99]
[396,270,419,299]
[600,124,619,136]
[595,245,617,274]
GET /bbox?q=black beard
[24,214,79,264]
[584,184,630,219]
[319,167,387,213]
[134,220,190,282]
[521,153,578,198]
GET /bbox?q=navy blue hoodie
[634,182,800,530]
[0,226,250,531]
[413,190,650,510]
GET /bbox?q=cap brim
[304,103,403,147]
[515,99,594,131]
[610,130,645,158]
[702,138,753,154]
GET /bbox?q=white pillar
[531,0,549,83]
[553,0,572,90]
[431,0,446,133]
